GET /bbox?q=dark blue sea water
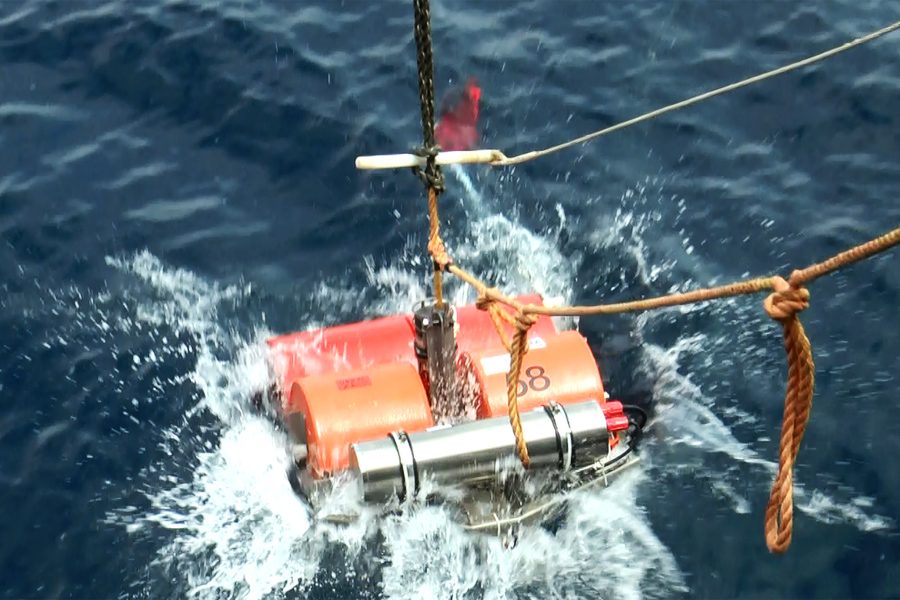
[2,1,900,598]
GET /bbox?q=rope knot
[475,287,515,352]
[411,144,445,195]
[764,275,810,322]
[475,287,498,311]
[515,310,539,331]
[427,234,453,271]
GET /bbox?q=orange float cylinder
[460,329,606,419]
[267,314,416,394]
[454,293,558,355]
[288,361,433,477]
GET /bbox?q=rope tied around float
[444,218,900,556]
[404,0,900,554]
[449,225,900,554]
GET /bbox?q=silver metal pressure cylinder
[348,400,610,503]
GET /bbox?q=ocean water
[2,1,900,598]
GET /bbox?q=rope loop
[507,325,531,467]
[427,233,453,271]
[505,309,540,468]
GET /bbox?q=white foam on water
[797,491,893,533]
[102,169,890,600]
[143,416,321,599]
[595,186,893,534]
[101,252,325,598]
[451,162,492,222]
[632,301,892,531]
[379,469,686,600]
[448,165,579,337]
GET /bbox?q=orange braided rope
[427,187,451,306]
[505,310,539,466]
[434,224,900,553]
[762,275,814,553]
[475,287,516,353]
[790,225,900,285]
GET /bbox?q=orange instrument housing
[288,362,433,477]
[266,314,417,398]
[459,329,606,418]
[266,294,610,480]
[266,294,555,398]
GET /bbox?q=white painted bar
[355,149,506,170]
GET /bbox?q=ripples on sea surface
[1,0,899,598]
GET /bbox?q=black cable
[621,404,649,450]
[411,0,444,195]
[622,404,648,429]
[584,405,648,477]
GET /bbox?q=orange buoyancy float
[460,329,607,418]
[268,294,597,478]
[267,314,416,396]
[288,361,433,477]
[266,295,555,397]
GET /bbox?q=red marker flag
[434,78,482,151]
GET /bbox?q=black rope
[411,145,444,194]
[411,0,444,195]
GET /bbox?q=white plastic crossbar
[355,149,506,170]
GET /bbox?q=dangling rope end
[506,308,540,468]
[762,274,815,554]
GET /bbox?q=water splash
[595,186,894,535]
[100,169,890,600]
[379,469,687,600]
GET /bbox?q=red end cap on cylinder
[600,401,630,433]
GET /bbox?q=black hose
[622,404,648,428]
[621,404,649,449]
